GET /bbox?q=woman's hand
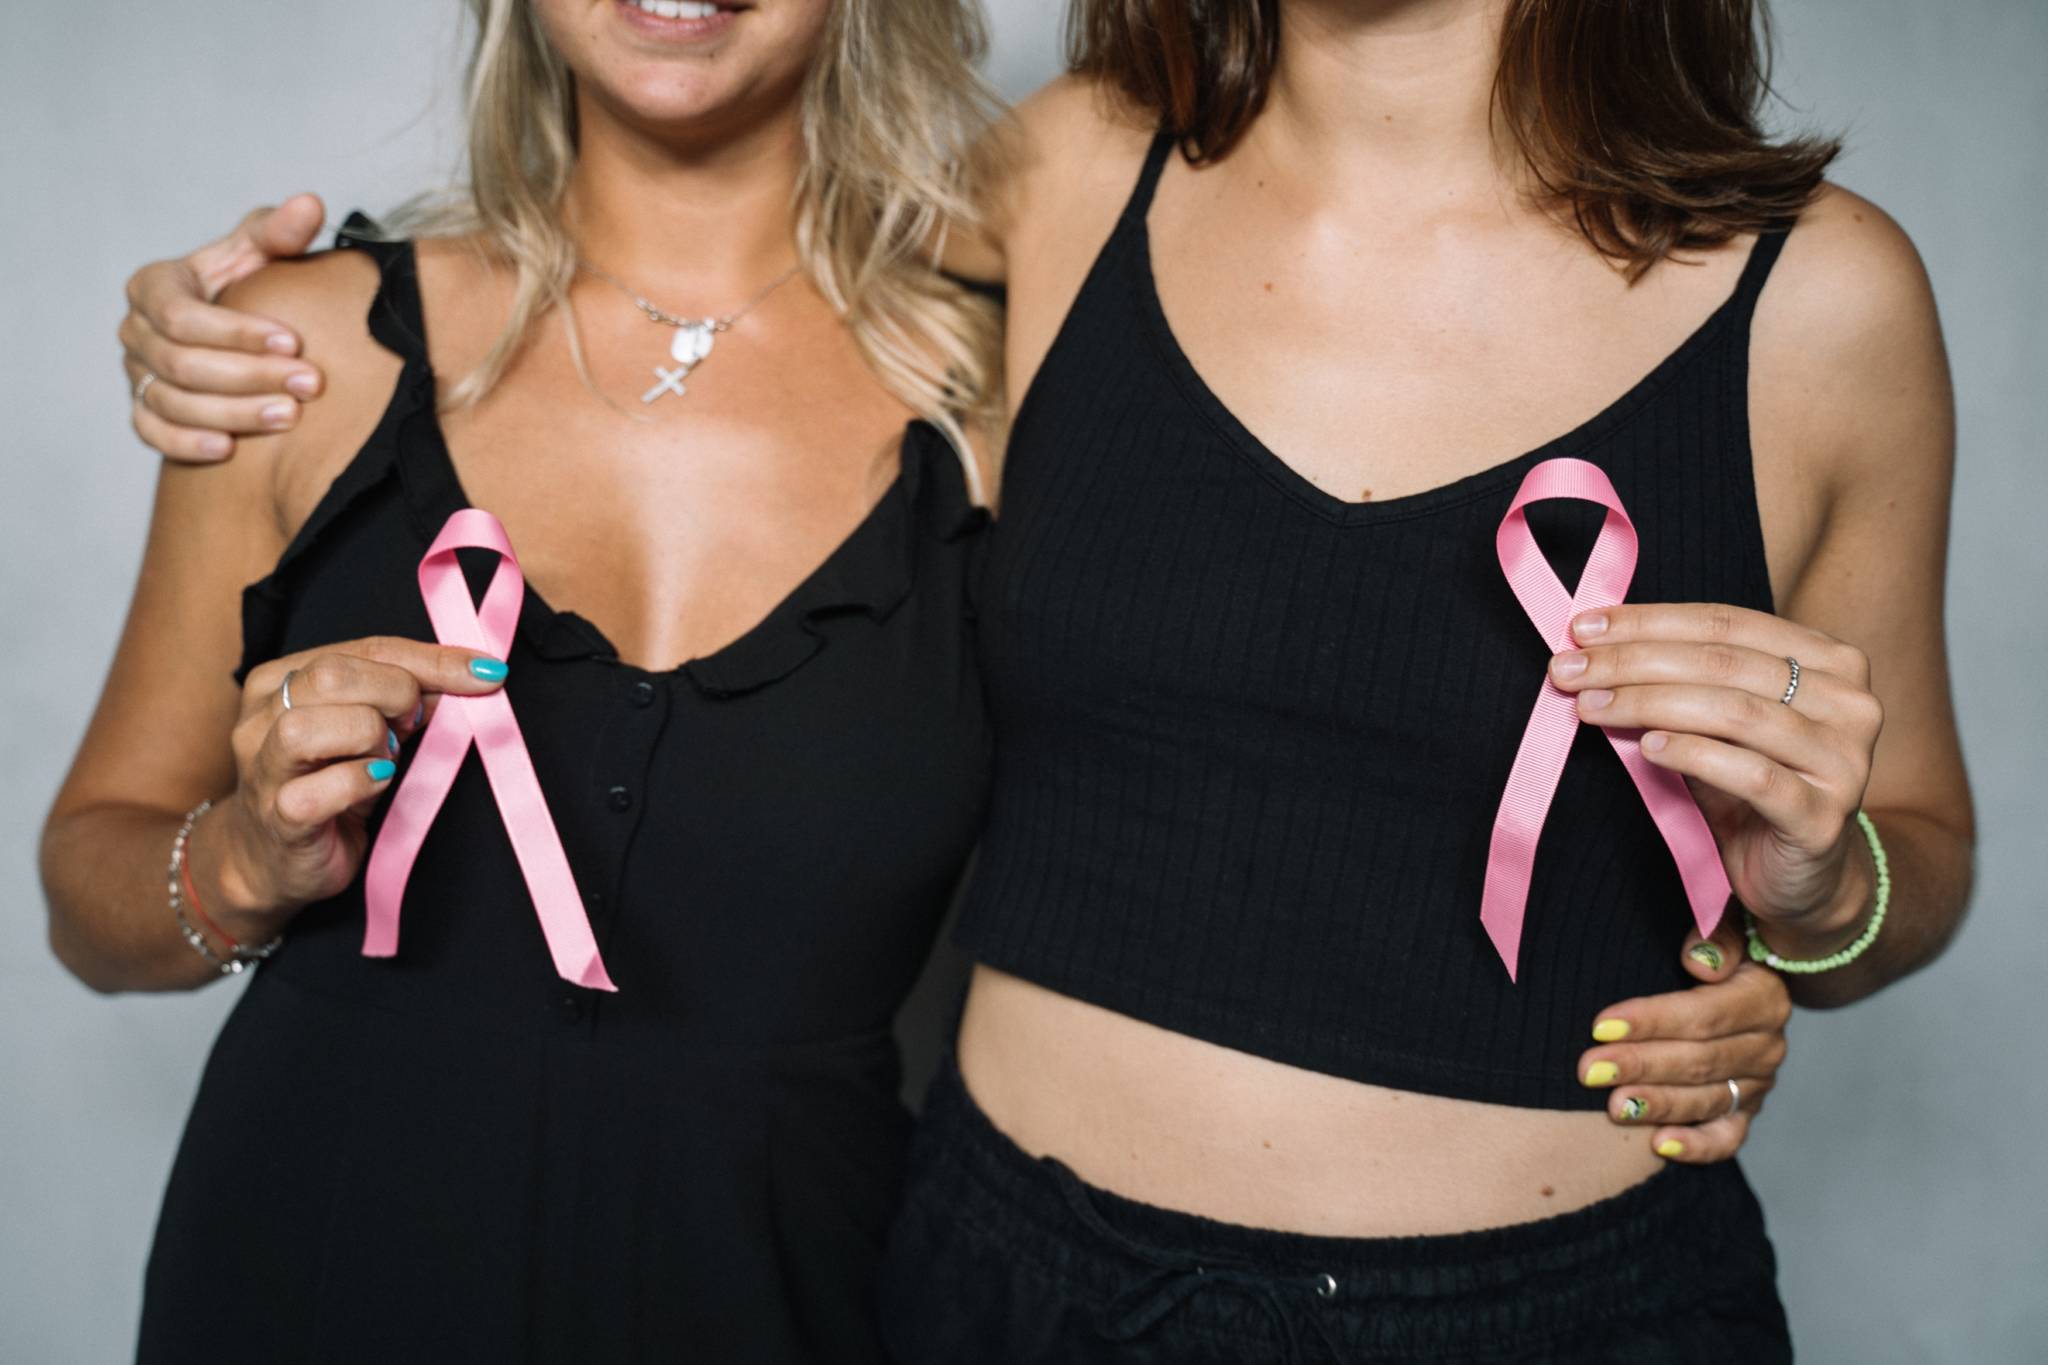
[1550,603,1886,955]
[1578,919,1792,1163]
[120,195,328,463]
[196,637,508,942]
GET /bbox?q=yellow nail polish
[1657,1139,1686,1158]
[1582,1061,1619,1087]
[1592,1019,1630,1043]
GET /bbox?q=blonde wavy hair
[390,0,1004,502]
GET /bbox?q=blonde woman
[44,1,999,1359]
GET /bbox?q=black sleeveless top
[138,222,991,1364]
[955,135,1783,1111]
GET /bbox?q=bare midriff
[956,965,1664,1238]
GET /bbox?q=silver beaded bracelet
[170,800,282,975]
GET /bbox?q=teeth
[633,0,719,16]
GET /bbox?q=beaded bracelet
[1745,809,1890,974]
[169,800,281,976]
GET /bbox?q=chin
[541,0,827,137]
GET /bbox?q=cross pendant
[642,364,690,404]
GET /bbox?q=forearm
[1756,806,1974,1010]
[41,799,269,993]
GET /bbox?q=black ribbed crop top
[955,133,1786,1110]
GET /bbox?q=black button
[630,680,656,708]
[556,991,585,1022]
[607,785,632,813]
[584,889,603,908]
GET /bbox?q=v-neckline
[1129,182,1759,529]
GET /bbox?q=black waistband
[905,1055,1784,1359]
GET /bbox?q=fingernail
[1688,941,1725,972]
[1620,1096,1648,1122]
[1578,688,1613,711]
[1656,1139,1686,1159]
[367,759,397,782]
[1551,651,1588,681]
[1583,1061,1619,1087]
[1641,731,1669,753]
[261,402,295,429]
[1592,1018,1630,1043]
[1574,612,1609,639]
[286,371,319,398]
[411,700,425,727]
[202,434,232,458]
[265,332,298,355]
[386,728,400,755]
[469,657,509,682]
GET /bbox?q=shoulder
[1751,184,1951,488]
[1010,74,1158,214]
[214,243,409,530]
[973,74,1158,265]
[217,245,387,354]
[1757,186,1940,366]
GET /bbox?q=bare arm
[46,255,505,992]
[1747,187,1973,1006]
[1553,188,1973,1010]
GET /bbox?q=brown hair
[1067,0,1838,279]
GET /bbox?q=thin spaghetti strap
[1121,129,1179,224]
[1726,222,1794,322]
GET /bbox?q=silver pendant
[641,320,717,404]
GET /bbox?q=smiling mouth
[626,0,728,19]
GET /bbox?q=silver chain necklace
[579,260,801,404]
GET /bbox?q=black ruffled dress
[135,223,991,1365]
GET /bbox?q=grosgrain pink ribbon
[1480,458,1729,981]
[362,509,616,991]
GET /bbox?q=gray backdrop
[2,3,2041,1360]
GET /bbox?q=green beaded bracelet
[1745,810,1890,974]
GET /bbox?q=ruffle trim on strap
[234,214,433,684]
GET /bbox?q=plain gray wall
[2,3,2041,1360]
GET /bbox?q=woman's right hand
[120,195,329,463]
[197,637,510,941]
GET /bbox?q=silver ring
[134,370,158,406]
[1726,1077,1743,1116]
[279,669,298,711]
[1779,656,1801,707]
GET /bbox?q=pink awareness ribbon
[362,509,617,991]
[1480,458,1730,980]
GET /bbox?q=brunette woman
[43,1,1001,1359]
[871,0,1971,1360]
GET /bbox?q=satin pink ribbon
[362,509,616,991]
[1480,458,1730,981]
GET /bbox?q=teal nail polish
[386,728,400,755]
[469,657,509,683]
[411,701,425,727]
[368,759,397,782]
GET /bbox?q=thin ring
[134,371,158,406]
[1726,1077,1743,1116]
[279,669,298,712]
[1779,656,1802,707]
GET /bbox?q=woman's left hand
[1550,603,1886,946]
[1579,918,1792,1162]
